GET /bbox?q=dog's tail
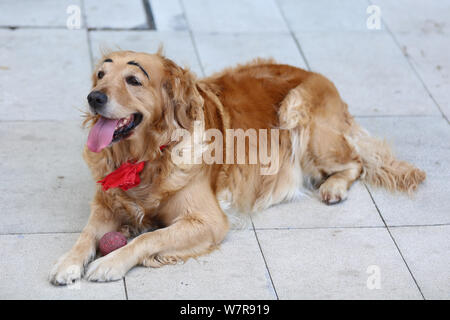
[346,122,426,193]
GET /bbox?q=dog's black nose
[87,91,107,110]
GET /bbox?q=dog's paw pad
[85,254,125,282]
[319,181,348,205]
[49,260,83,286]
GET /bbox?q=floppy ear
[161,58,203,130]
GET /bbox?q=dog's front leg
[49,197,120,285]
[85,186,229,282]
[85,215,227,282]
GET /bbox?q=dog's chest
[108,187,156,228]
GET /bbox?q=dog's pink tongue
[87,117,120,153]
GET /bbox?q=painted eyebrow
[103,58,113,63]
[127,61,149,79]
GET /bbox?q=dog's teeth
[114,116,134,132]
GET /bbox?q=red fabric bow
[97,145,168,192]
[97,161,146,191]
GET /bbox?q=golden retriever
[49,50,425,284]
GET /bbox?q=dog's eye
[126,76,142,86]
[98,71,105,79]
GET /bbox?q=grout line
[123,277,129,300]
[256,225,385,231]
[178,0,206,77]
[0,25,69,30]
[389,223,450,228]
[274,0,311,70]
[354,114,442,118]
[0,25,154,32]
[86,27,152,32]
[250,216,279,300]
[254,223,450,231]
[80,0,94,71]
[142,0,156,30]
[0,25,296,35]
[364,183,426,299]
[0,231,82,236]
[367,0,449,125]
[0,119,84,123]
[2,222,449,236]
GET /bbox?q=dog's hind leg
[278,73,364,204]
[318,162,362,204]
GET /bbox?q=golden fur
[49,51,425,284]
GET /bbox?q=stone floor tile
[89,30,203,75]
[194,33,306,75]
[182,0,288,33]
[0,233,126,299]
[390,225,450,299]
[253,182,383,229]
[0,121,93,234]
[0,29,91,121]
[257,228,422,299]
[358,116,450,226]
[296,30,439,116]
[125,230,277,299]
[0,0,82,27]
[84,0,147,29]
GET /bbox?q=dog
[49,50,425,284]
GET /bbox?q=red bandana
[97,161,145,191]
[97,145,168,191]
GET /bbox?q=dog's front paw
[85,252,127,282]
[319,180,348,205]
[49,252,89,285]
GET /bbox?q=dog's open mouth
[87,113,143,153]
[112,113,143,142]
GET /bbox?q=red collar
[97,145,168,191]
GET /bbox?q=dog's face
[86,51,167,153]
[86,51,165,152]
[86,50,202,154]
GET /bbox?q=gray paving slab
[0,0,82,27]
[194,33,307,75]
[150,0,188,31]
[0,121,94,234]
[278,0,378,31]
[296,30,440,116]
[375,0,450,34]
[390,225,450,300]
[89,30,203,76]
[84,0,147,29]
[394,32,450,120]
[257,228,422,299]
[253,182,384,229]
[0,29,91,121]
[125,230,277,299]
[182,0,288,33]
[0,233,126,299]
[358,116,450,226]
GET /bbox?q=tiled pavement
[0,0,448,300]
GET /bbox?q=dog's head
[85,50,202,153]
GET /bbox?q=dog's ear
[161,58,203,130]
